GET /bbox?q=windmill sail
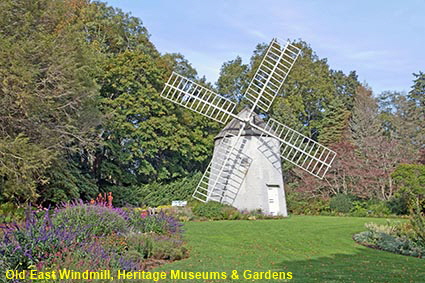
[256,118,336,179]
[161,72,237,124]
[193,133,252,204]
[245,39,300,112]
[160,37,337,214]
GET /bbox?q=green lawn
[153,216,424,283]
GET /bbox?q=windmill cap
[214,107,267,140]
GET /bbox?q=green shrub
[125,233,154,259]
[410,203,425,246]
[192,201,229,220]
[53,202,128,237]
[108,185,143,207]
[286,191,330,215]
[151,235,188,260]
[351,200,369,217]
[387,194,410,215]
[368,201,391,216]
[0,202,25,223]
[330,194,353,213]
[137,173,202,207]
[354,220,425,259]
[128,211,182,234]
[391,163,425,211]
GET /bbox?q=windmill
[160,38,336,216]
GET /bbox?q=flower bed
[0,201,187,283]
[353,219,425,259]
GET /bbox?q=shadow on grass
[276,246,424,283]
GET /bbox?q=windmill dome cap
[215,108,267,140]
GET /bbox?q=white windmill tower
[161,38,336,216]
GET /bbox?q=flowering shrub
[0,210,91,271]
[354,219,425,259]
[53,200,128,236]
[128,211,183,234]
[0,201,187,282]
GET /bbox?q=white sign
[171,200,187,207]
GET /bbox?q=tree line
[0,0,423,211]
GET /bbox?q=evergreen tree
[407,72,425,149]
[319,97,351,145]
[0,0,100,203]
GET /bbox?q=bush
[128,211,182,234]
[330,194,353,213]
[410,203,425,246]
[150,234,188,260]
[137,172,202,207]
[368,201,391,216]
[286,192,330,215]
[108,185,143,207]
[0,202,25,223]
[53,201,128,237]
[192,201,229,220]
[0,210,91,271]
[354,220,425,259]
[387,194,410,215]
[391,164,425,211]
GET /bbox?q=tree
[349,85,381,144]
[0,0,101,203]
[350,86,416,200]
[391,164,425,209]
[162,53,198,80]
[82,1,157,55]
[378,91,421,151]
[407,71,425,149]
[95,50,219,187]
[319,97,351,145]
[216,56,249,102]
[331,70,360,111]
[296,141,367,198]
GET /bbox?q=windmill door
[267,184,280,215]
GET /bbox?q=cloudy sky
[106,0,424,95]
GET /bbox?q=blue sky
[106,0,424,95]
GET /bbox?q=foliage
[286,190,331,215]
[0,201,187,282]
[192,201,231,220]
[137,172,202,207]
[128,211,182,234]
[189,201,283,220]
[154,206,196,222]
[318,96,351,145]
[0,210,92,271]
[298,84,418,202]
[53,201,128,237]
[410,202,425,246]
[354,219,425,259]
[298,141,366,198]
[407,71,425,148]
[0,0,101,203]
[391,164,425,209]
[330,194,353,213]
[216,56,249,102]
[150,234,188,260]
[387,194,410,215]
[0,203,26,224]
[38,158,98,205]
[95,48,218,188]
[0,135,53,203]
